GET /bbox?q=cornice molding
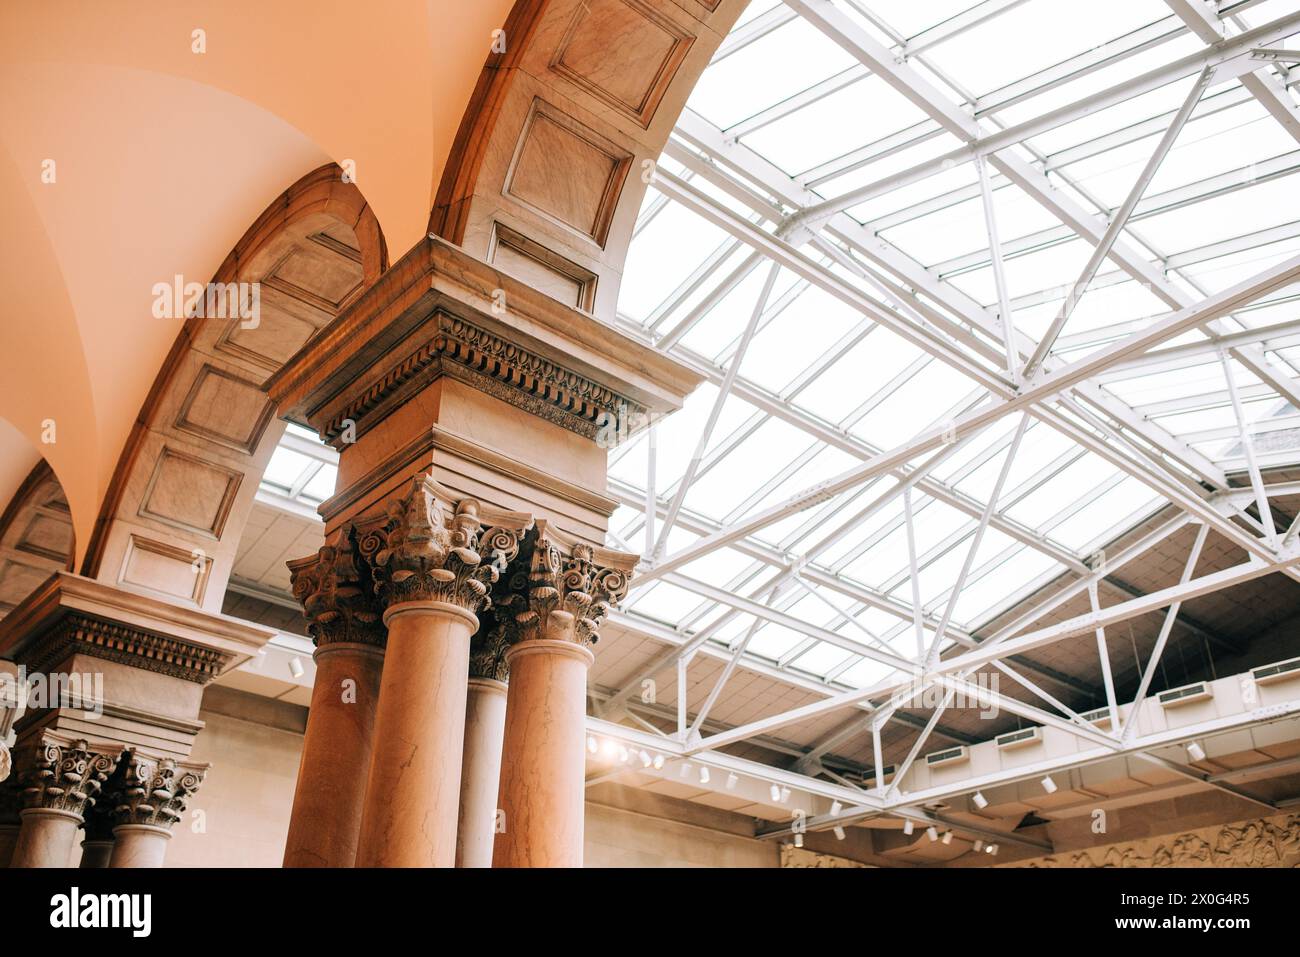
[0,572,273,684]
[265,235,702,444]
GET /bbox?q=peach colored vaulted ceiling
[0,0,516,566]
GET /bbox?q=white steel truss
[604,0,1300,812]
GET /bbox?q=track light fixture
[794,833,804,848]
[653,754,665,770]
[903,819,914,836]
[833,826,846,840]
[779,786,791,804]
[639,750,652,768]
[972,791,988,810]
[288,657,305,679]
[1187,740,1206,762]
[926,826,938,842]
[587,736,599,755]
[830,800,842,816]
[941,830,953,845]
[770,784,782,802]
[699,766,710,785]
[726,772,739,790]
[1041,775,1058,794]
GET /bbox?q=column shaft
[494,639,594,868]
[10,808,82,868]
[456,677,507,868]
[109,824,171,868]
[283,643,384,867]
[80,839,115,868]
[356,602,474,867]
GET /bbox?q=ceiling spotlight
[653,754,665,770]
[833,826,846,840]
[770,784,782,802]
[985,844,995,854]
[1187,740,1206,762]
[830,800,842,816]
[973,839,984,852]
[587,736,599,755]
[618,746,629,763]
[288,656,305,679]
[679,762,691,778]
[972,791,988,810]
[793,833,804,848]
[779,786,791,804]
[639,750,652,768]
[903,819,914,836]
[699,766,711,785]
[926,826,939,842]
[988,844,999,856]
[726,772,739,790]
[1041,775,1058,794]
[941,830,953,845]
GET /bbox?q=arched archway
[80,164,386,613]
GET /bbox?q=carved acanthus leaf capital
[110,750,207,830]
[495,521,636,649]
[289,523,385,648]
[18,733,121,818]
[361,476,532,615]
[468,620,512,681]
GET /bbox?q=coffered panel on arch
[211,233,364,373]
[550,0,695,129]
[504,98,634,248]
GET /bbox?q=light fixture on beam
[288,657,305,679]
[973,839,984,852]
[941,830,953,845]
[726,772,739,790]
[780,786,791,804]
[587,736,599,755]
[679,762,691,778]
[639,750,652,768]
[1041,775,1058,794]
[926,826,939,842]
[988,844,999,856]
[830,800,842,816]
[794,833,804,848]
[1187,740,1206,762]
[833,826,846,841]
[903,819,914,836]
[972,791,988,810]
[699,766,710,785]
[653,754,665,770]
[770,784,782,802]
[618,746,629,764]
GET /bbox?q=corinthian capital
[18,732,121,818]
[495,520,636,648]
[109,750,207,830]
[360,476,532,614]
[289,523,385,648]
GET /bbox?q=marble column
[456,623,510,867]
[79,802,115,868]
[9,734,120,868]
[354,479,528,868]
[493,523,634,868]
[107,750,207,869]
[283,525,386,868]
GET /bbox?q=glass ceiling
[606,0,1300,695]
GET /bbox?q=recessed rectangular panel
[175,363,274,455]
[119,535,211,605]
[552,0,694,128]
[138,447,242,538]
[505,99,633,247]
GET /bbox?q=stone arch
[0,460,74,619]
[430,0,748,320]
[79,164,387,613]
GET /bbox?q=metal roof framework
[600,0,1300,809]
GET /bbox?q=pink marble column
[352,481,530,868]
[106,750,207,869]
[283,524,388,868]
[494,639,594,867]
[456,675,508,867]
[8,734,119,868]
[355,601,475,867]
[492,523,635,868]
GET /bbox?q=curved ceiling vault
[0,0,516,562]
